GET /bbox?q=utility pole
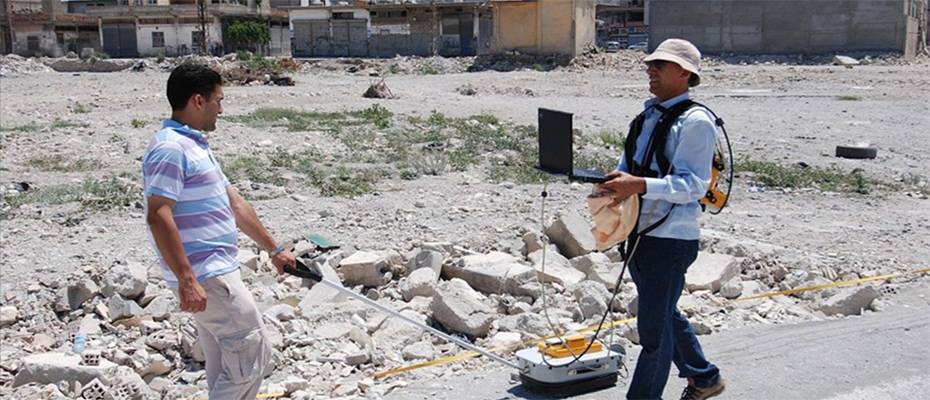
[198,0,207,55]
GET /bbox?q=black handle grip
[283,259,323,282]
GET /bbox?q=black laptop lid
[538,108,573,175]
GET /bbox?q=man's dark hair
[166,63,222,111]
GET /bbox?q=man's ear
[190,93,204,111]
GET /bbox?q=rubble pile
[0,54,53,76]
[0,211,889,399]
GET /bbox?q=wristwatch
[269,244,286,258]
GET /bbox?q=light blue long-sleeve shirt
[617,92,717,240]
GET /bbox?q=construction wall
[648,0,925,57]
[573,0,596,56]
[491,1,538,53]
[135,20,223,57]
[492,0,594,57]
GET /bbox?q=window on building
[27,36,39,53]
[441,16,460,35]
[332,12,354,20]
[192,31,204,50]
[147,0,157,5]
[152,31,165,48]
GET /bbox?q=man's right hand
[178,278,207,313]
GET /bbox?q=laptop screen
[537,108,573,175]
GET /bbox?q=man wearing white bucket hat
[597,39,725,400]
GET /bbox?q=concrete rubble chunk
[544,211,597,258]
[406,249,444,276]
[444,252,537,295]
[264,304,297,321]
[833,55,860,66]
[313,322,355,340]
[338,251,391,287]
[571,252,624,288]
[528,248,587,287]
[719,278,744,299]
[685,252,741,293]
[399,268,438,301]
[816,286,879,316]
[571,281,610,320]
[141,295,174,321]
[485,331,523,352]
[13,353,120,387]
[298,259,347,309]
[283,376,311,394]
[401,340,435,360]
[102,262,148,299]
[137,353,171,378]
[431,278,495,337]
[237,249,260,270]
[145,329,180,351]
[65,278,99,311]
[0,306,18,327]
[107,295,143,322]
[521,231,545,255]
[497,313,550,337]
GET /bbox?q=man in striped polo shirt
[143,63,295,399]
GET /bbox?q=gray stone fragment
[13,353,120,387]
[816,286,879,316]
[570,281,610,320]
[406,249,444,276]
[431,278,495,337]
[444,252,537,295]
[544,211,596,258]
[685,252,741,293]
[107,296,143,322]
[399,268,438,301]
[338,251,391,287]
[102,262,148,299]
[0,306,18,327]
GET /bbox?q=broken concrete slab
[313,323,355,340]
[685,252,741,293]
[496,313,550,337]
[485,331,523,352]
[0,306,18,327]
[719,277,744,299]
[107,295,143,322]
[399,268,438,301]
[406,249,443,276]
[544,211,596,258]
[338,251,391,287]
[571,281,610,320]
[65,278,99,311]
[402,340,435,360]
[431,278,495,337]
[443,252,537,295]
[570,252,623,288]
[142,295,174,321]
[527,248,587,287]
[816,286,879,316]
[833,55,860,66]
[521,231,545,256]
[102,262,148,299]
[264,304,297,321]
[13,352,120,387]
[237,249,260,270]
[298,259,347,310]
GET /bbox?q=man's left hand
[271,250,296,276]
[597,171,647,201]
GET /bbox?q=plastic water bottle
[72,332,87,354]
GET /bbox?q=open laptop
[536,108,608,183]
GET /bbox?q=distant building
[489,0,595,57]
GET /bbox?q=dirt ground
[1,51,929,398]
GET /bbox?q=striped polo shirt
[142,119,238,286]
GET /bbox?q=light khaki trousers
[178,269,274,400]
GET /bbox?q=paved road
[384,281,930,400]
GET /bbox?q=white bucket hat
[644,38,702,87]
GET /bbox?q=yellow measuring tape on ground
[373,265,930,380]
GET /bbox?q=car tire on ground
[835,145,878,159]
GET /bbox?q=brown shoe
[680,378,725,400]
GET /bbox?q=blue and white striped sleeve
[143,141,186,201]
